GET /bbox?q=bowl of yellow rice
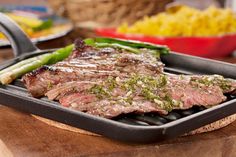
[96,6,236,58]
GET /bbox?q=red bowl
[96,28,236,58]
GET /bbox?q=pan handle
[0,13,39,57]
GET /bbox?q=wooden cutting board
[0,105,235,157]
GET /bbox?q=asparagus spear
[84,37,170,56]
[0,44,74,85]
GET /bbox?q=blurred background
[1,0,236,62]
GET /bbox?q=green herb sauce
[87,74,178,111]
[89,84,110,99]
[191,75,231,91]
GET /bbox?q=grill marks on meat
[115,53,163,74]
[23,66,79,97]
[22,40,236,118]
[60,93,97,108]
[59,93,167,118]
[45,74,228,118]
[23,45,163,98]
[167,75,226,109]
[45,81,98,100]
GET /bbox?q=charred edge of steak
[74,38,119,56]
[74,38,86,50]
[69,39,99,59]
[22,65,56,79]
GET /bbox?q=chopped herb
[141,88,159,101]
[162,95,174,112]
[158,74,167,87]
[47,81,53,89]
[106,76,117,91]
[88,74,175,111]
[89,84,110,99]
[123,74,140,90]
[123,96,133,105]
[123,74,167,91]
[191,75,231,91]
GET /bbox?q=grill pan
[0,13,236,143]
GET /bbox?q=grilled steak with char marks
[23,43,163,97]
[22,40,236,118]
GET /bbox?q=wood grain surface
[0,106,235,157]
[0,139,13,157]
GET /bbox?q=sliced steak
[22,42,164,97]
[167,75,226,109]
[48,74,230,118]
[189,74,236,94]
[45,81,101,100]
[59,93,167,119]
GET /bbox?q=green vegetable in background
[32,19,53,32]
[84,37,169,56]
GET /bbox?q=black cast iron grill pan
[0,13,236,143]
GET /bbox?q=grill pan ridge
[0,13,236,143]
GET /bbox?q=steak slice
[167,74,227,109]
[59,93,167,119]
[44,73,233,118]
[189,74,236,94]
[45,81,100,100]
[22,41,164,97]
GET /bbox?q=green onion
[0,44,74,84]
